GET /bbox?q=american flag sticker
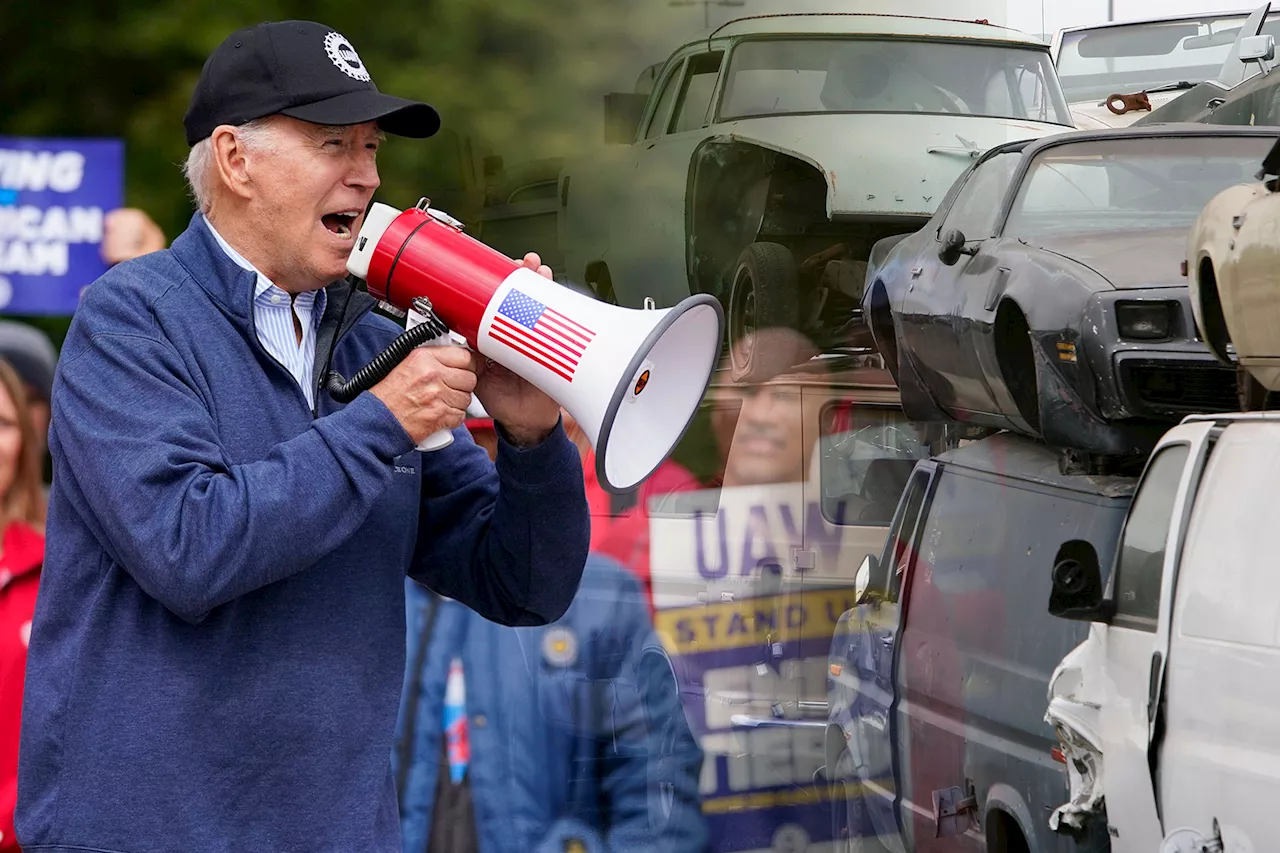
[490,288,596,381]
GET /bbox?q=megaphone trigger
[405,297,456,453]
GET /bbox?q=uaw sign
[0,137,124,314]
[649,481,886,853]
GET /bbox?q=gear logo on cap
[324,31,371,82]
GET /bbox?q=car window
[939,151,1022,239]
[1111,442,1190,631]
[819,404,931,526]
[645,58,686,140]
[1054,13,1277,104]
[1003,136,1270,238]
[882,469,931,604]
[718,37,1071,124]
[670,52,724,134]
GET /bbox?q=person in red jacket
[0,357,47,851]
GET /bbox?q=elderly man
[16,20,590,853]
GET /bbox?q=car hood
[711,113,1068,219]
[1031,227,1189,289]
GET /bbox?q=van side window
[882,469,931,604]
[819,404,932,526]
[1112,443,1190,632]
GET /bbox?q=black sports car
[861,124,1274,458]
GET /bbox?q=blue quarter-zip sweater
[15,213,590,853]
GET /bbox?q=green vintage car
[557,12,1074,381]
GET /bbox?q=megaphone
[343,198,724,494]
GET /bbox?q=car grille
[1127,364,1238,414]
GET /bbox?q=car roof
[982,122,1280,164]
[934,432,1138,498]
[1056,8,1257,36]
[700,13,1047,48]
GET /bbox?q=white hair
[182,117,283,214]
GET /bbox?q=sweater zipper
[244,281,377,419]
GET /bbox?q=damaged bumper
[1045,631,1106,834]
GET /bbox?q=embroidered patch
[324,31,371,82]
[542,627,578,667]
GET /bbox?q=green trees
[1,0,665,247]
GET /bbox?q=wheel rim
[730,266,757,372]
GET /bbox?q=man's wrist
[497,420,557,448]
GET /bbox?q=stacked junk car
[533,9,1280,853]
[819,76,1280,853]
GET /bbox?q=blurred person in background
[0,359,47,852]
[393,410,707,853]
[712,327,822,488]
[0,326,56,470]
[102,208,168,265]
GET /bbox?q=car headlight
[1116,300,1179,341]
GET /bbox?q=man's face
[244,117,382,288]
[722,382,807,486]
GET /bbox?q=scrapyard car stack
[861,123,1275,468]
[557,12,1075,382]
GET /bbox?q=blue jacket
[394,555,708,853]
[16,213,590,853]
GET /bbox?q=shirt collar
[204,217,327,319]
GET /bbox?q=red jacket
[581,450,699,613]
[0,522,43,852]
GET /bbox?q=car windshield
[718,37,1073,125]
[1003,136,1271,238]
[1055,14,1280,103]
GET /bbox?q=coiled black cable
[326,308,450,404]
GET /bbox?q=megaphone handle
[406,304,456,453]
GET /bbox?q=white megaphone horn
[342,199,724,495]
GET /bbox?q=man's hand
[474,252,561,446]
[102,208,167,265]
[370,346,477,444]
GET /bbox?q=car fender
[1186,181,1266,363]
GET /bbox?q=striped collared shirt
[204,219,328,409]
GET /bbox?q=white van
[1044,411,1280,852]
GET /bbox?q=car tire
[728,242,801,382]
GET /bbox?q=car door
[1155,421,1279,851]
[840,463,937,853]
[606,46,728,309]
[898,147,1026,421]
[1090,426,1212,851]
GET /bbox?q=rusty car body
[861,124,1275,459]
[1186,135,1280,396]
[557,13,1074,380]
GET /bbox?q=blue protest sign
[0,136,124,315]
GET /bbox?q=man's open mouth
[322,210,361,239]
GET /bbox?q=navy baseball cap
[183,21,440,146]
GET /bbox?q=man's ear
[210,125,254,202]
